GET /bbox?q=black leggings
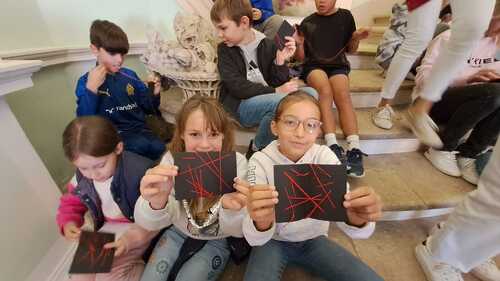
[430,82,500,158]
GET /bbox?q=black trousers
[430,82,500,158]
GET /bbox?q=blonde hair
[210,0,253,25]
[169,95,236,222]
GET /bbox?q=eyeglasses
[278,116,322,134]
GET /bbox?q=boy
[295,0,369,177]
[211,0,306,159]
[75,19,165,161]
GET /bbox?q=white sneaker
[372,104,395,130]
[405,109,443,149]
[424,148,461,177]
[470,259,500,281]
[415,243,464,281]
[457,157,479,185]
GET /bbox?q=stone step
[363,25,386,45]
[219,218,498,281]
[373,15,391,26]
[356,42,378,56]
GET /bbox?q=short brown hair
[63,116,121,162]
[274,90,321,121]
[90,19,129,55]
[210,0,253,25]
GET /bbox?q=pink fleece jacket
[415,30,500,93]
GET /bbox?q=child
[415,12,500,185]
[376,0,495,148]
[134,95,249,281]
[211,0,315,159]
[295,0,370,177]
[75,19,166,161]
[242,91,384,281]
[56,116,158,281]
[250,0,284,38]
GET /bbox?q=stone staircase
[157,14,492,281]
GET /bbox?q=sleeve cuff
[337,221,376,239]
[133,196,173,231]
[242,215,275,246]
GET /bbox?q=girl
[242,91,384,281]
[56,116,158,281]
[134,95,249,281]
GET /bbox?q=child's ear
[90,44,99,55]
[115,142,124,155]
[270,120,278,136]
[240,16,250,28]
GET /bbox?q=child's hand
[222,178,250,210]
[352,28,370,41]
[252,8,262,21]
[140,165,178,210]
[275,36,296,65]
[147,73,162,96]
[104,238,127,257]
[467,69,500,84]
[247,184,279,231]
[344,186,382,227]
[86,65,107,94]
[276,79,299,94]
[63,222,82,241]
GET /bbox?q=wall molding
[0,42,146,68]
[0,60,42,97]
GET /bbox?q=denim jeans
[236,87,318,150]
[140,227,230,281]
[243,236,383,281]
[120,129,165,161]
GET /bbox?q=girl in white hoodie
[242,91,383,281]
[134,95,249,281]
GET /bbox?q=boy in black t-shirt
[295,0,369,177]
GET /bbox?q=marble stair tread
[373,15,391,26]
[350,69,414,92]
[219,218,496,281]
[350,152,476,212]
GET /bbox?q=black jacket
[217,39,290,117]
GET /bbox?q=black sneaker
[246,140,257,160]
[329,144,347,165]
[346,148,367,178]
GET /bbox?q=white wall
[351,0,402,27]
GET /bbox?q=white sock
[325,133,338,147]
[346,135,360,151]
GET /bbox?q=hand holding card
[274,20,295,51]
[274,164,348,223]
[69,231,115,274]
[174,152,237,200]
[140,164,178,210]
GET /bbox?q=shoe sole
[424,151,462,177]
[347,171,365,178]
[461,174,478,185]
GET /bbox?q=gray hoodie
[243,140,375,246]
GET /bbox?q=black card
[69,231,115,274]
[274,20,295,50]
[274,164,348,223]
[174,151,237,200]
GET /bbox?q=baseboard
[26,237,76,281]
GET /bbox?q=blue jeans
[236,87,318,150]
[120,129,165,161]
[244,236,383,281]
[140,227,230,281]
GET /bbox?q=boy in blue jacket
[75,19,165,161]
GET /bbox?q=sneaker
[346,148,367,178]
[470,259,500,281]
[372,104,395,130]
[246,139,257,160]
[405,109,443,149]
[424,148,461,177]
[415,242,464,281]
[329,144,347,165]
[457,156,479,185]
